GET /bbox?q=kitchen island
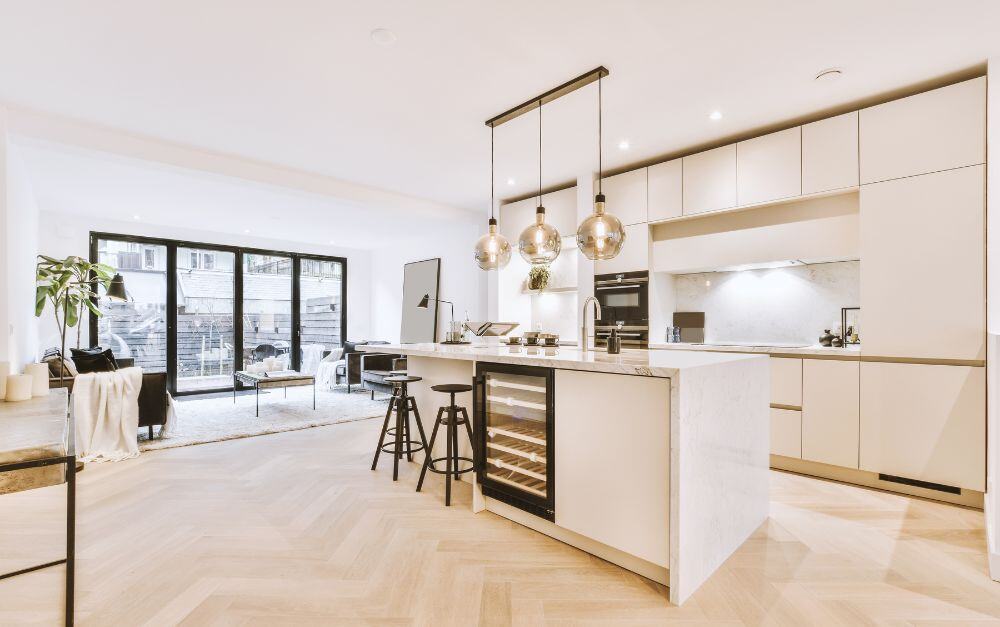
[358,342,769,605]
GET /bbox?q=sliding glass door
[241,253,293,372]
[298,257,345,374]
[176,247,236,392]
[94,238,168,372]
[90,233,346,396]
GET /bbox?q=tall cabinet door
[601,169,647,225]
[860,165,985,361]
[860,362,985,491]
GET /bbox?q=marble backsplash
[672,260,859,346]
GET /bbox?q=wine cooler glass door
[480,365,553,513]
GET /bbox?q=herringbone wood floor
[0,415,997,626]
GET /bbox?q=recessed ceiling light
[243,229,250,234]
[132,214,140,220]
[815,67,843,82]
[618,140,630,151]
[709,110,723,121]
[506,177,515,186]
[370,28,397,46]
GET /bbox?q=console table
[233,371,316,417]
[0,388,75,625]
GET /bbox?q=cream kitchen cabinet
[594,222,649,274]
[770,408,801,459]
[802,359,859,469]
[647,159,682,222]
[860,361,985,491]
[499,186,577,242]
[860,165,985,361]
[860,77,985,184]
[682,145,737,215]
[555,370,670,567]
[601,168,647,225]
[770,357,802,407]
[802,111,859,194]
[737,127,801,206]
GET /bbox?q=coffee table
[233,370,316,417]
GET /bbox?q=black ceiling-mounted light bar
[485,66,610,128]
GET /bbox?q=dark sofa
[360,355,407,399]
[336,340,390,392]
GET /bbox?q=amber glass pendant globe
[518,206,561,265]
[576,194,626,260]
[474,218,512,270]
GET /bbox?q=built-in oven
[474,362,555,521]
[594,271,649,347]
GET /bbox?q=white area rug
[140,386,387,452]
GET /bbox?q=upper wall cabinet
[601,169,647,226]
[499,186,577,242]
[736,127,801,206]
[859,77,986,184]
[860,165,985,361]
[595,222,649,275]
[683,145,737,215]
[802,111,859,194]
[647,159,682,222]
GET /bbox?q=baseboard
[770,455,984,509]
[484,497,669,587]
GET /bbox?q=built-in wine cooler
[473,363,555,521]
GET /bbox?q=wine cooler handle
[473,374,486,476]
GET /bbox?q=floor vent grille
[878,473,961,495]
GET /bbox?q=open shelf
[485,470,547,498]
[486,450,547,482]
[487,422,546,447]
[486,434,546,464]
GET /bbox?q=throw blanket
[73,367,142,462]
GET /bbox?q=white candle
[5,374,33,402]
[25,363,50,397]
[0,362,8,399]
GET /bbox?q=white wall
[985,57,999,581]
[370,218,486,342]
[0,119,41,368]
[671,261,860,346]
[34,211,372,351]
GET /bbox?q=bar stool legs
[417,385,475,506]
[371,376,428,481]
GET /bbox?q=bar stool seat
[372,375,429,482]
[431,383,473,394]
[418,382,476,505]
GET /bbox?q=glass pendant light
[577,75,626,260]
[474,126,512,270]
[518,100,561,265]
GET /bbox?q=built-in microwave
[594,271,649,327]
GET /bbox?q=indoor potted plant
[527,265,550,291]
[35,255,119,384]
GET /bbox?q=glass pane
[483,371,548,499]
[176,248,236,392]
[96,239,168,372]
[242,253,292,371]
[298,258,344,374]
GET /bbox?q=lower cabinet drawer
[802,360,859,469]
[770,408,801,458]
[860,362,985,491]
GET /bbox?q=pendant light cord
[598,75,602,195]
[490,125,495,220]
[538,99,542,207]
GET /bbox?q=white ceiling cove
[1,0,998,221]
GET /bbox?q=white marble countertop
[358,342,765,378]
[648,342,862,357]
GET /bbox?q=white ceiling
[1,0,998,223]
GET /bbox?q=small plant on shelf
[527,265,550,291]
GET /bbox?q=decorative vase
[819,330,834,347]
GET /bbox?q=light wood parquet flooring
[0,415,997,625]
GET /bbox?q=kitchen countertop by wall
[648,342,861,358]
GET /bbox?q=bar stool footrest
[380,441,427,455]
[424,456,475,475]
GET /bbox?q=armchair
[360,354,407,399]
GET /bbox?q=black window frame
[89,231,348,397]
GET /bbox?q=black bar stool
[417,383,475,505]
[372,375,429,481]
